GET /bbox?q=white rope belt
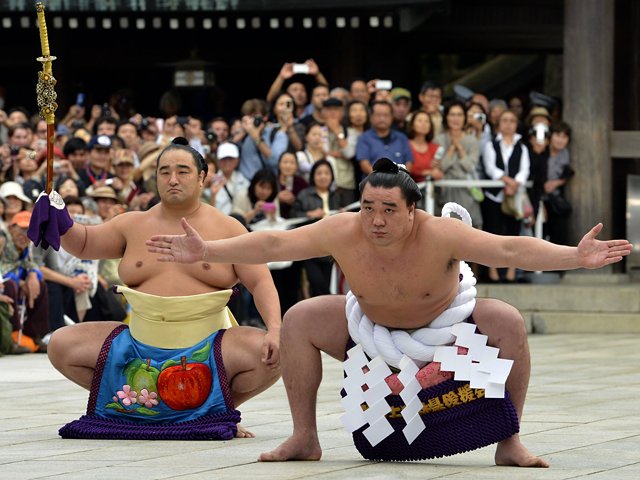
[340,203,514,447]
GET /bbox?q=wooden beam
[611,131,640,158]
[563,0,614,244]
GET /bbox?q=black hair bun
[171,136,189,146]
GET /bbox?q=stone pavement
[1,333,639,479]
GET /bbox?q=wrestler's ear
[407,203,415,219]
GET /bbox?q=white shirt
[482,133,530,203]
[213,171,250,215]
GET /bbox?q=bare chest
[335,248,460,328]
[118,220,237,295]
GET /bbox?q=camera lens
[253,116,263,128]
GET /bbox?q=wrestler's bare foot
[495,435,549,468]
[258,434,322,462]
[235,424,255,438]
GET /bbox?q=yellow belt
[115,285,239,349]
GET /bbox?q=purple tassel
[27,193,73,251]
[59,409,242,440]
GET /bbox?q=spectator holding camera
[208,142,250,216]
[465,102,492,153]
[207,117,230,144]
[266,60,329,113]
[94,116,118,137]
[276,151,308,219]
[525,120,550,222]
[21,147,76,202]
[296,123,329,181]
[271,92,303,152]
[237,98,278,181]
[60,103,87,132]
[299,84,330,129]
[233,168,280,225]
[543,121,574,246]
[157,115,185,147]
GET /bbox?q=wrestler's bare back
[118,203,241,296]
[328,210,462,329]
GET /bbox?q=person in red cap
[0,210,49,353]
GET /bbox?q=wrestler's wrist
[202,243,208,262]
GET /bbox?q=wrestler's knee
[47,325,75,370]
[223,327,271,368]
[281,300,311,338]
[498,302,527,342]
[476,298,526,345]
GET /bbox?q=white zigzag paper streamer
[341,344,394,446]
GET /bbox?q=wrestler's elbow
[263,231,289,260]
[495,238,520,267]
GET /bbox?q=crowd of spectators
[0,58,574,355]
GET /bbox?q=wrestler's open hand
[262,328,280,368]
[146,218,206,263]
[577,223,632,269]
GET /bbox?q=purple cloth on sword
[27,194,74,251]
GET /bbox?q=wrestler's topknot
[156,136,208,176]
[359,157,422,207]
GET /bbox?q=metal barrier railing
[254,178,542,239]
[252,178,546,275]
[417,178,543,240]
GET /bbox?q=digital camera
[261,202,276,213]
[473,113,487,123]
[253,116,263,128]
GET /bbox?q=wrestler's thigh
[282,295,349,361]
[220,326,270,376]
[473,298,526,346]
[48,321,123,369]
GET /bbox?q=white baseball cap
[216,142,240,160]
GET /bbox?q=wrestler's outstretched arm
[147,215,340,264]
[443,219,632,271]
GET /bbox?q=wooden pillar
[563,0,614,245]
